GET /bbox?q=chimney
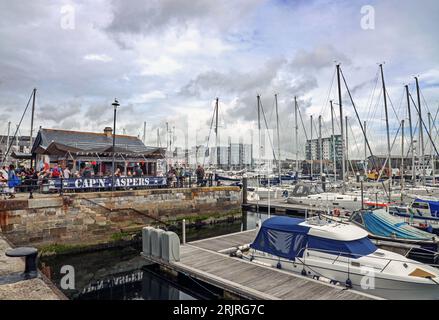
[104,127,113,138]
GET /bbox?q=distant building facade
[306,135,342,161]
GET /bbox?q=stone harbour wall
[0,186,241,246]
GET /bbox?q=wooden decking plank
[145,230,378,300]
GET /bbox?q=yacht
[286,184,366,211]
[348,209,439,263]
[247,216,439,300]
[388,197,439,232]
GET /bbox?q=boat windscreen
[250,228,308,260]
[308,236,377,258]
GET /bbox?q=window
[412,202,429,210]
[351,213,364,225]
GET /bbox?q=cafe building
[31,127,166,176]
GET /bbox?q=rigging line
[339,68,378,170]
[365,67,380,121]
[366,86,383,134]
[1,89,34,165]
[409,93,439,157]
[202,102,217,167]
[260,98,278,162]
[348,122,362,158]
[376,122,402,181]
[318,68,336,118]
[385,88,401,123]
[340,67,389,197]
[420,89,439,149]
[297,102,309,140]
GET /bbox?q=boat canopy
[250,216,376,260]
[414,198,439,217]
[356,209,434,241]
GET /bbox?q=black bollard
[6,247,38,279]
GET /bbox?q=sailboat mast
[415,77,425,185]
[345,116,349,177]
[429,113,435,185]
[257,95,262,175]
[143,121,146,145]
[310,115,313,180]
[336,64,345,183]
[294,97,299,173]
[275,94,281,184]
[29,88,36,148]
[364,121,367,163]
[401,119,405,193]
[215,98,219,171]
[330,100,337,181]
[380,64,392,191]
[319,115,323,178]
[405,85,415,185]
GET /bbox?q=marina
[143,229,378,300]
[1,0,439,310]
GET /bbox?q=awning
[11,151,32,160]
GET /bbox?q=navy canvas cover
[250,217,310,260]
[307,236,377,258]
[251,216,377,259]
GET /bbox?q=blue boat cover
[362,210,434,240]
[250,217,310,259]
[250,216,377,259]
[415,198,439,217]
[307,236,377,258]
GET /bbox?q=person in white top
[63,166,71,179]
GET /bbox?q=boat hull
[249,252,439,300]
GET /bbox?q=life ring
[333,208,341,217]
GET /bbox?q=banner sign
[49,176,167,190]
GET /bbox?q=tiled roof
[32,128,164,155]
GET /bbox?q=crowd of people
[165,164,211,187]
[0,161,212,198]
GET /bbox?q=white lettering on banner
[74,179,82,188]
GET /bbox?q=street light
[111,98,120,191]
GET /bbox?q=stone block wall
[0,186,241,246]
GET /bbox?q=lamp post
[111,99,120,191]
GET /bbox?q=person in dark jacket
[195,165,205,186]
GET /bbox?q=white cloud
[83,54,113,62]
[137,56,182,76]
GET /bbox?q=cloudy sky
[1,0,438,160]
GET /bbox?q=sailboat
[286,183,366,211]
[246,216,439,299]
[348,208,439,263]
[388,196,439,232]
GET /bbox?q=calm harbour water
[40,211,275,300]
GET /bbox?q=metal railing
[250,245,439,274]
[0,173,220,199]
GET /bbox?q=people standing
[63,166,71,179]
[7,164,19,198]
[195,165,205,187]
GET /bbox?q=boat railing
[304,247,439,272]
[258,246,439,273]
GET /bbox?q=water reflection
[40,211,276,300]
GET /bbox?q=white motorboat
[247,216,439,300]
[286,184,366,211]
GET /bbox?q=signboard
[49,176,167,190]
